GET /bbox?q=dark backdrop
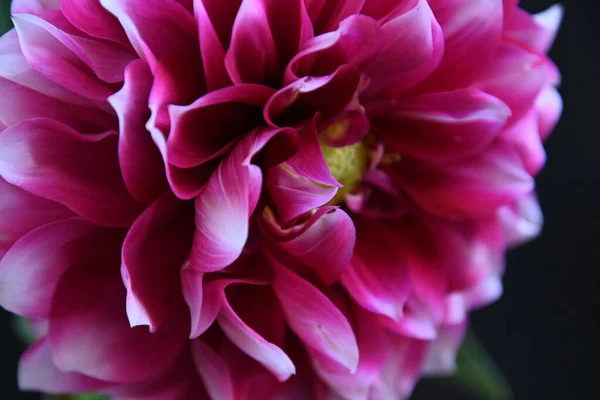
[1,0,597,399]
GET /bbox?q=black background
[0,0,597,399]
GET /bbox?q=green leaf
[452,327,514,400]
[0,0,12,35]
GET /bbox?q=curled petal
[285,14,383,82]
[167,85,274,168]
[19,338,106,394]
[265,65,361,128]
[536,86,563,141]
[422,323,467,376]
[278,208,355,284]
[306,0,366,34]
[190,128,293,273]
[111,59,168,204]
[218,285,296,381]
[272,264,359,373]
[0,119,142,227]
[371,89,511,163]
[122,193,194,332]
[497,192,544,248]
[12,0,59,14]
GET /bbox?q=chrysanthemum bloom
[0,0,562,398]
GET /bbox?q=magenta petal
[265,65,361,127]
[267,165,337,223]
[0,78,116,133]
[341,220,411,321]
[181,269,220,339]
[422,323,466,376]
[49,264,188,383]
[279,208,355,284]
[60,0,129,44]
[225,0,279,85]
[190,128,292,273]
[0,119,142,227]
[218,290,296,381]
[167,85,274,168]
[0,218,117,319]
[361,0,444,97]
[306,0,366,34]
[371,89,511,162]
[0,177,73,254]
[192,340,235,400]
[272,264,359,372]
[122,193,194,332]
[312,307,388,399]
[498,193,544,248]
[536,86,562,141]
[421,0,503,90]
[194,0,232,91]
[18,338,107,394]
[12,0,59,15]
[392,142,534,218]
[475,41,548,124]
[285,14,382,81]
[500,109,546,176]
[111,59,168,204]
[12,14,114,100]
[504,4,564,54]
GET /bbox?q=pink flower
[0,0,562,399]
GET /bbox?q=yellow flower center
[320,124,368,205]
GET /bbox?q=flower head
[0,0,562,399]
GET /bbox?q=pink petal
[12,14,114,100]
[49,263,188,383]
[267,165,338,223]
[0,78,116,133]
[419,0,503,90]
[265,65,361,128]
[361,0,444,98]
[196,0,241,49]
[225,0,280,85]
[504,4,564,54]
[272,264,359,373]
[422,323,467,376]
[192,340,235,400]
[312,307,388,399]
[18,338,107,394]
[60,0,130,45]
[500,108,546,176]
[341,219,411,321]
[167,85,274,168]
[360,0,416,23]
[110,59,168,204]
[475,41,549,124]
[497,192,544,248]
[0,177,74,254]
[12,0,59,15]
[190,128,293,272]
[278,208,355,284]
[194,0,232,92]
[370,89,511,162]
[306,0,366,34]
[122,193,194,331]
[536,86,563,141]
[285,14,382,83]
[181,269,220,339]
[218,284,296,381]
[391,142,534,218]
[0,218,121,318]
[0,119,142,227]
